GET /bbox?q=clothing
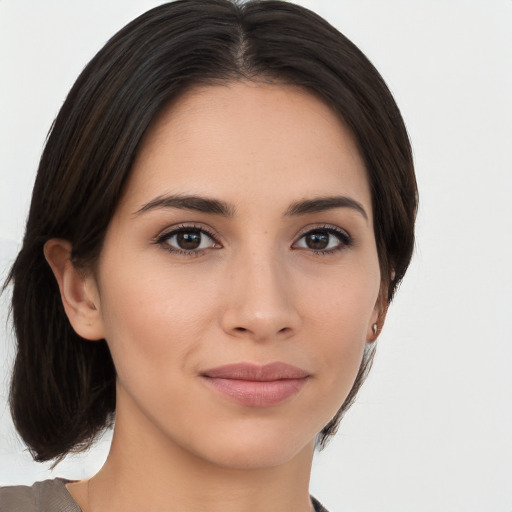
[0,479,80,512]
[0,478,329,512]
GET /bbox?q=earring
[372,323,378,335]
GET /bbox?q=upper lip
[201,362,310,381]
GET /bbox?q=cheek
[301,258,380,337]
[299,260,380,389]
[96,264,220,386]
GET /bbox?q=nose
[220,248,301,342]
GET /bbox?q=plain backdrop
[1,1,511,511]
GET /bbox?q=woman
[0,1,417,510]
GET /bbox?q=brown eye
[294,227,351,254]
[176,231,202,250]
[304,232,329,250]
[158,227,218,253]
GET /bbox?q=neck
[72,391,316,512]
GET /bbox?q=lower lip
[201,377,309,407]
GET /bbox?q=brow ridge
[285,196,368,221]
[135,193,367,221]
[134,194,236,217]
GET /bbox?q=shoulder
[0,479,81,512]
[311,495,330,512]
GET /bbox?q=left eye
[294,228,350,252]
[160,228,217,252]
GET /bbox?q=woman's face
[88,82,382,469]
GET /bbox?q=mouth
[200,362,310,407]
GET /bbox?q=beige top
[0,478,329,512]
[0,479,80,512]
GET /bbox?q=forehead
[122,81,372,218]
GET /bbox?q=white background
[1,1,511,511]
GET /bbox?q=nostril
[235,327,248,333]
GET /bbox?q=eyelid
[153,222,221,241]
[293,223,351,240]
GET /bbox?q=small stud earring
[372,323,378,335]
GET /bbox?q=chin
[182,422,316,471]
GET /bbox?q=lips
[200,362,310,407]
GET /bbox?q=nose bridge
[221,241,299,340]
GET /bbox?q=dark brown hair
[3,0,417,462]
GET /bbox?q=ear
[44,239,105,341]
[366,287,389,343]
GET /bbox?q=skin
[46,82,384,512]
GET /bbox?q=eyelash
[153,224,352,257]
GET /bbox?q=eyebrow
[134,193,368,221]
[134,194,235,217]
[285,196,368,221]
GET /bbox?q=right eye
[155,225,220,255]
